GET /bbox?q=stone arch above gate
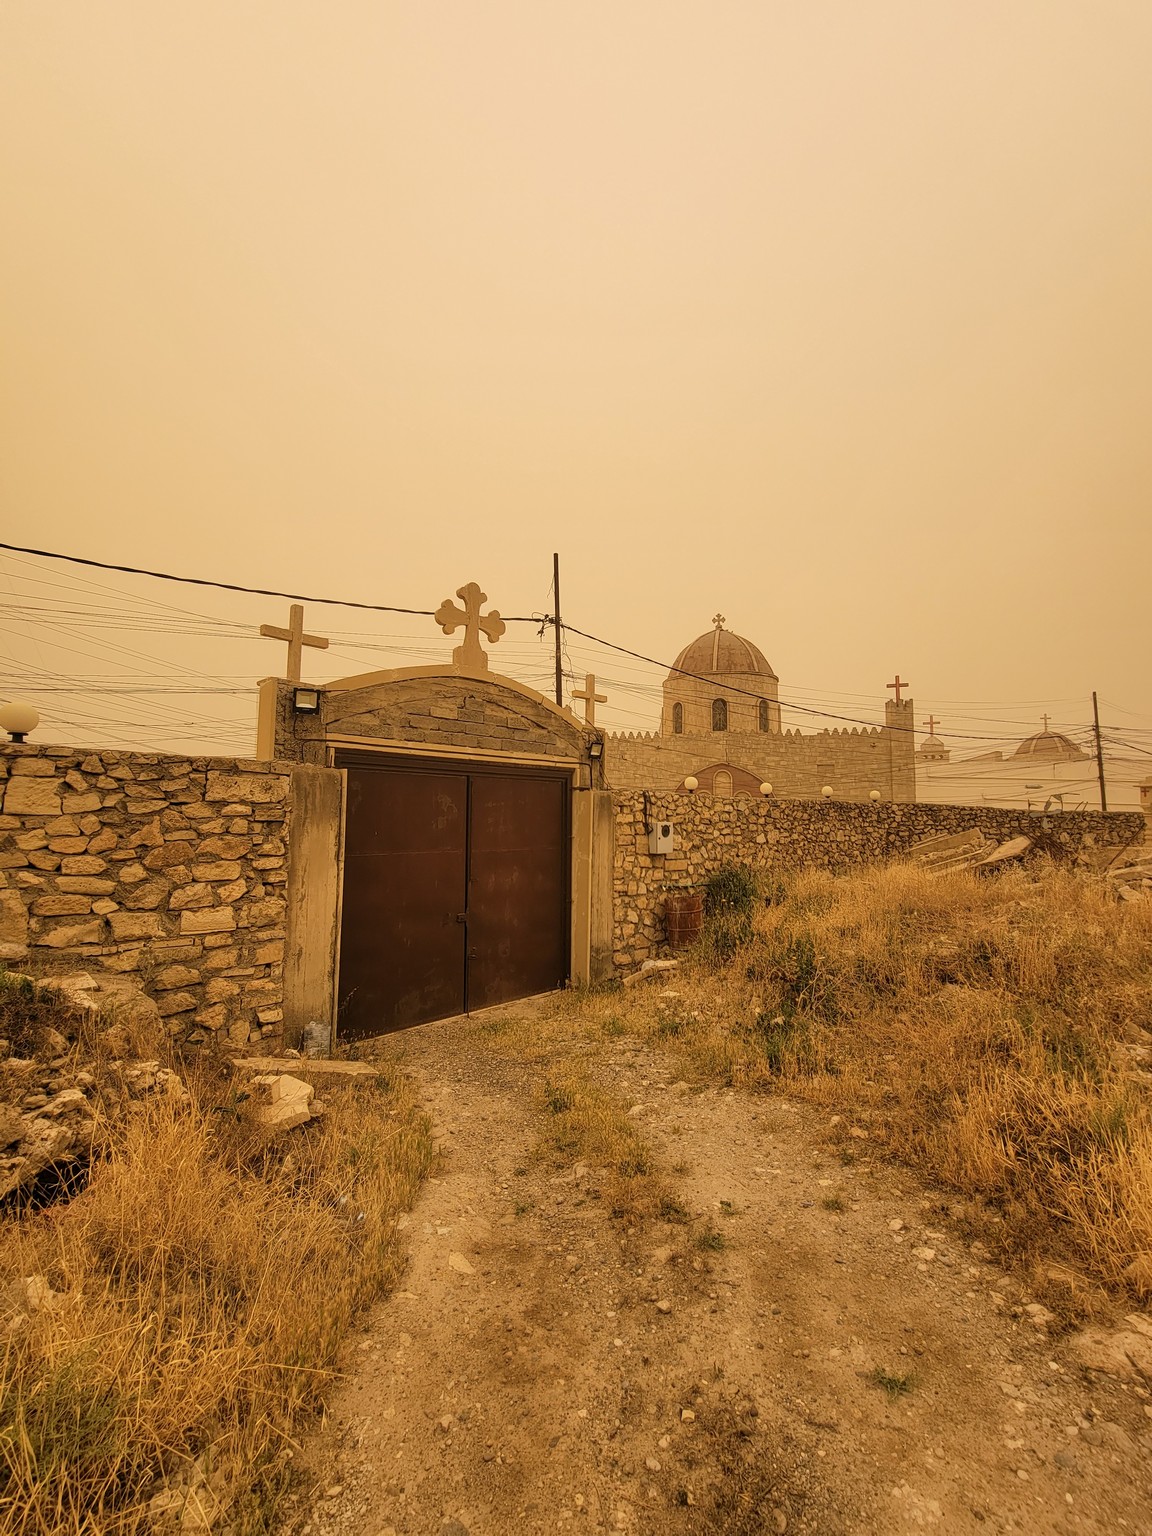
[258,664,606,787]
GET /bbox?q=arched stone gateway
[258,656,614,1043]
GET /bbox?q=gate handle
[454,912,468,924]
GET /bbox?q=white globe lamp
[759,782,773,796]
[0,702,39,743]
[821,784,834,799]
[683,776,699,793]
[869,788,882,802]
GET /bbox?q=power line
[0,541,540,622]
[3,542,1141,747]
[556,621,1042,742]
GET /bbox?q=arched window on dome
[758,699,770,733]
[672,702,683,734]
[712,698,728,732]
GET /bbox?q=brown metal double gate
[335,756,570,1040]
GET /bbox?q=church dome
[1012,729,1085,761]
[670,618,777,680]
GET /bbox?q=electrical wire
[0,541,542,622]
[3,543,1149,753]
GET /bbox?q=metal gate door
[338,767,468,1039]
[468,774,568,1011]
[336,759,569,1040]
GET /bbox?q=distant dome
[920,734,945,752]
[670,618,776,680]
[1013,729,1085,761]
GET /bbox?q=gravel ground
[280,1006,1152,1536]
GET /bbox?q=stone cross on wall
[434,582,506,675]
[572,673,607,726]
[887,675,910,704]
[259,604,329,682]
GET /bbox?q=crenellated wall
[608,704,916,802]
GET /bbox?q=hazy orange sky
[2,2,1150,755]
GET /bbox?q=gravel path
[281,1008,1152,1536]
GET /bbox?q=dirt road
[282,1010,1152,1536]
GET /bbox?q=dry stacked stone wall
[0,745,293,1049]
[613,790,1146,968]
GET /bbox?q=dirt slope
[282,1013,1152,1536]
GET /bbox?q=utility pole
[1092,691,1108,812]
[552,552,563,709]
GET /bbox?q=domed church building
[608,616,917,801]
[661,617,782,738]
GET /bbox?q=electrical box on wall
[649,820,675,855]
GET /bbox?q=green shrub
[703,864,758,916]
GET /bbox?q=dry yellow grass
[0,1062,432,1535]
[536,1071,687,1226]
[469,1011,685,1226]
[565,861,1152,1304]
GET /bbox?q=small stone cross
[572,673,607,726]
[1041,713,1051,732]
[887,675,910,704]
[924,714,940,735]
[434,581,506,675]
[259,603,329,682]
[713,613,726,630]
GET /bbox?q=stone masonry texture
[611,790,1146,970]
[0,744,293,1050]
[272,674,603,782]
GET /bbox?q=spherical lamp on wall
[683,775,699,794]
[821,784,834,799]
[759,782,773,796]
[0,702,39,743]
[869,789,882,802]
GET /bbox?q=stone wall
[608,697,917,803]
[0,745,294,1049]
[612,790,1146,968]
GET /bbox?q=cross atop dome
[712,613,725,630]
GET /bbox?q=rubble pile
[0,968,184,1202]
[1106,852,1152,903]
[908,828,1031,873]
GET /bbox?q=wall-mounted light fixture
[683,775,699,793]
[821,784,834,798]
[293,687,320,714]
[588,738,604,761]
[0,702,39,743]
[869,788,882,802]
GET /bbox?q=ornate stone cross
[572,672,607,726]
[924,714,940,735]
[434,581,506,675]
[887,674,910,704]
[259,603,329,682]
[712,612,726,630]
